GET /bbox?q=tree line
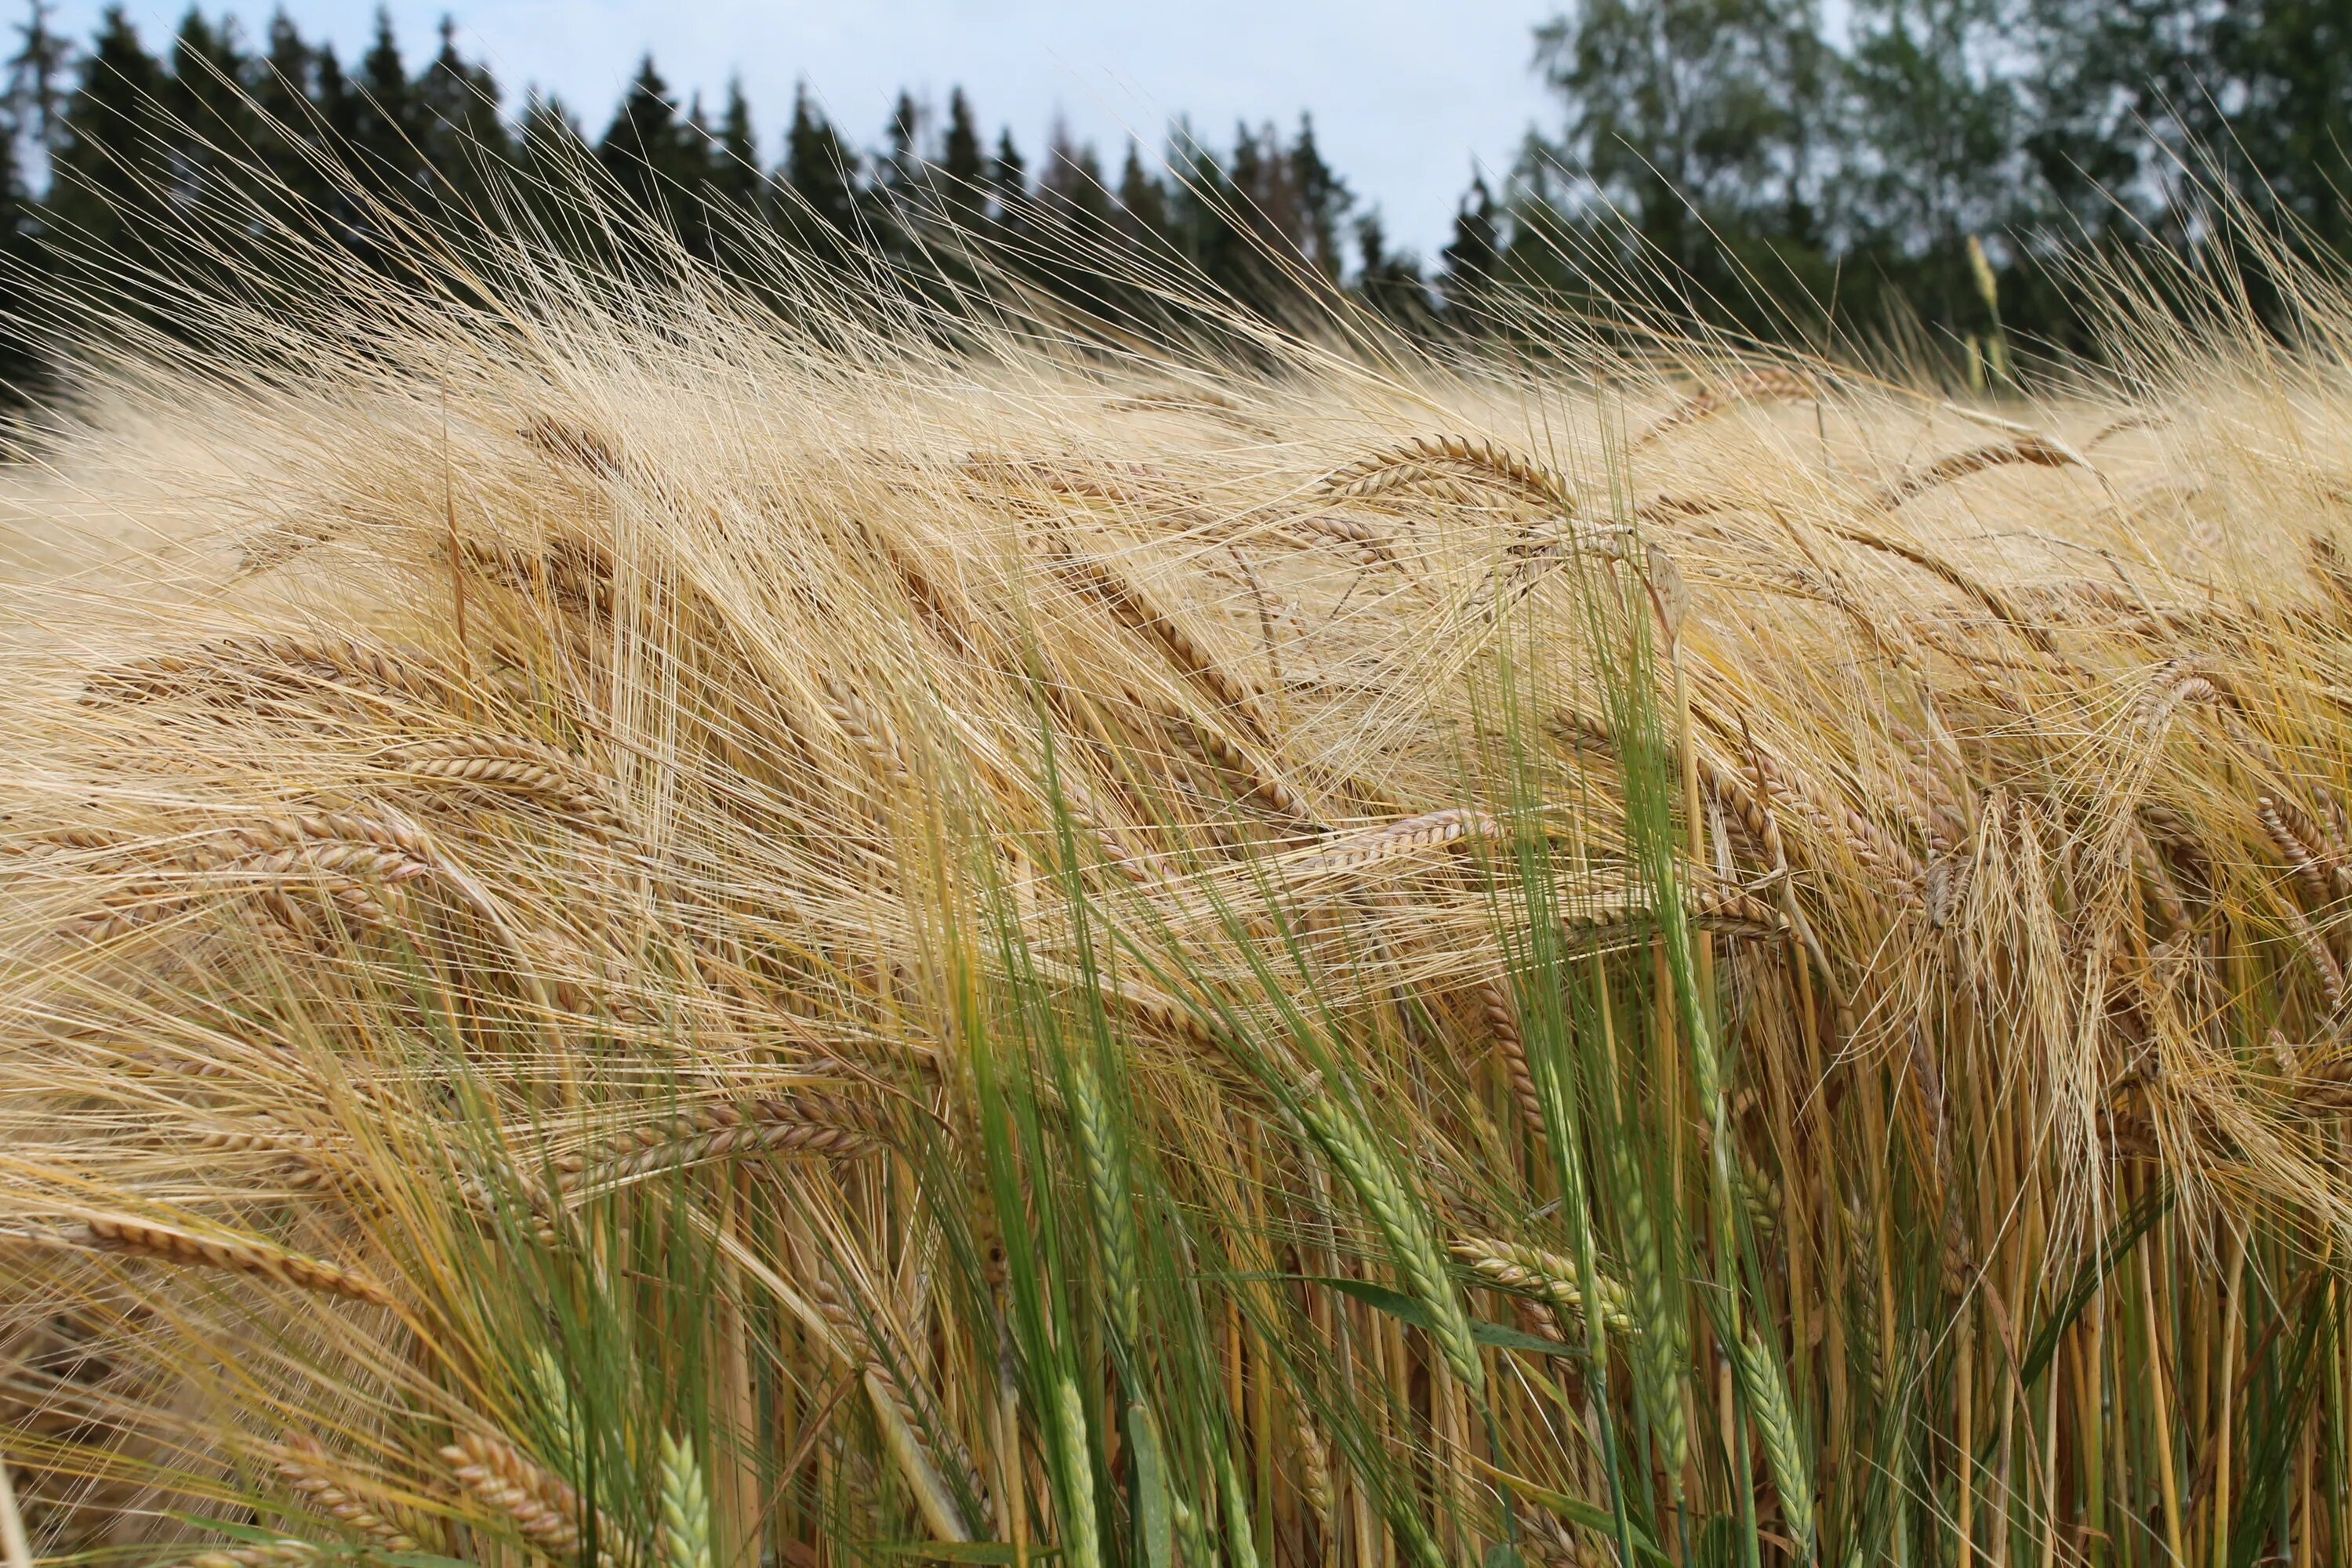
[0,0,2343,393]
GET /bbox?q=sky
[48,0,1565,258]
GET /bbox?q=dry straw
[20,152,2352,1568]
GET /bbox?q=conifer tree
[167,9,260,207]
[1115,140,1167,248]
[7,0,71,179]
[938,87,982,227]
[599,54,690,224]
[46,6,168,252]
[984,125,1025,237]
[782,83,859,267]
[1284,113,1347,282]
[708,78,759,212]
[349,8,421,193]
[1436,174,1501,328]
[251,11,321,172]
[416,14,509,218]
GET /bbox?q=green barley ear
[525,1346,583,1479]
[1053,1375,1105,1568]
[1293,1074,1484,1396]
[1730,1328,1814,1562]
[656,1432,712,1568]
[1610,1138,1690,1474]
[1066,1045,1142,1348]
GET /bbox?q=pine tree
[46,6,168,252]
[1115,140,1167,248]
[782,84,860,268]
[416,14,509,219]
[7,0,71,183]
[349,7,421,194]
[599,54,689,224]
[939,87,982,228]
[1437,174,1502,328]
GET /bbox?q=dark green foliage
[6,0,2352,399]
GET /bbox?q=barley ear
[657,1432,713,1568]
[1294,1079,1483,1395]
[1730,1327,1815,1561]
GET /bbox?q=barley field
[5,209,2352,1568]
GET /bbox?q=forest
[0,0,2344,388]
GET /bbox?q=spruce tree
[416,15,510,219]
[1115,140,1167,248]
[1436,175,1501,327]
[7,0,70,181]
[167,9,260,210]
[1285,113,1348,283]
[782,84,859,267]
[349,8,421,194]
[598,54,689,224]
[939,87,982,227]
[985,126,1025,236]
[709,78,760,212]
[47,6,168,254]
[251,11,322,180]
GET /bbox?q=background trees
[0,0,2345,395]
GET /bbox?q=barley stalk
[1477,978,1548,1142]
[379,735,628,840]
[1730,1325,1816,1560]
[1872,433,2082,510]
[1633,367,1824,448]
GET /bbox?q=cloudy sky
[51,0,1563,257]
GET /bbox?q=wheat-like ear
[377,735,629,840]
[274,1437,426,1552]
[810,1270,987,1541]
[67,1214,400,1308]
[441,1432,619,1566]
[1475,979,1547,1142]
[1113,679,1315,825]
[1289,513,1400,567]
[1871,434,2083,510]
[556,1098,884,1195]
[1632,366,1824,448]
[818,673,911,782]
[1730,1326,1816,1561]
[82,635,460,711]
[1294,1076,1483,1395]
[1319,434,1576,512]
[1446,1236,1638,1334]
[1288,808,1497,878]
[1047,545,1267,724]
